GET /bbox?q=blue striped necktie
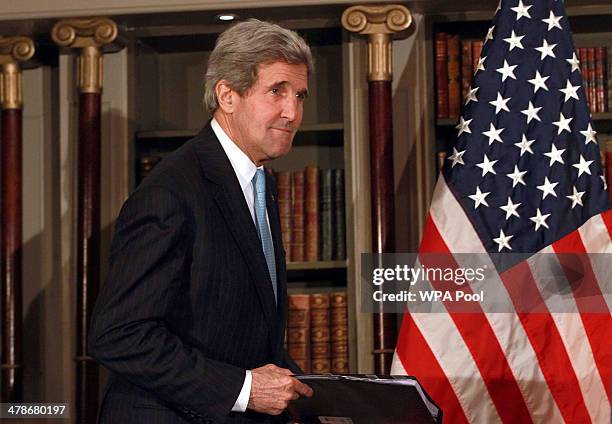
[253,169,277,303]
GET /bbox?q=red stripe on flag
[602,209,612,237]
[501,262,592,422]
[553,231,612,402]
[396,314,469,424]
[419,217,534,423]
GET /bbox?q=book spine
[330,292,349,373]
[579,48,589,105]
[595,47,606,113]
[434,32,449,119]
[332,169,346,261]
[310,293,331,374]
[447,34,461,118]
[608,47,612,112]
[305,165,319,261]
[319,169,333,261]
[471,40,483,74]
[288,294,311,373]
[276,171,292,262]
[587,47,597,113]
[291,170,305,262]
[461,39,473,101]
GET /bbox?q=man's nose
[280,96,300,122]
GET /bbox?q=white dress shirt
[211,117,269,413]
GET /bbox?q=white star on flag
[476,154,498,176]
[506,165,527,187]
[514,134,535,156]
[489,92,511,114]
[579,123,597,144]
[559,80,580,103]
[535,39,557,60]
[542,11,563,31]
[566,53,580,73]
[476,56,486,73]
[496,60,518,81]
[544,144,566,166]
[482,123,505,145]
[552,112,572,134]
[528,70,550,93]
[504,30,525,51]
[511,0,532,20]
[456,117,473,137]
[464,87,479,105]
[537,176,559,199]
[566,186,585,208]
[572,154,593,177]
[493,229,513,251]
[602,175,608,190]
[448,147,466,168]
[486,25,495,42]
[529,208,551,231]
[520,101,542,123]
[468,186,490,209]
[500,197,521,220]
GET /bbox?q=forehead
[255,61,308,87]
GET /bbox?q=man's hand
[247,364,313,415]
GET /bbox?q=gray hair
[204,19,314,114]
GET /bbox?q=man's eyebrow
[267,81,309,97]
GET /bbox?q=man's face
[229,61,309,165]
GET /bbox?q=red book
[587,48,597,113]
[434,32,449,119]
[595,47,607,113]
[305,165,319,261]
[276,171,292,261]
[291,170,305,262]
[288,294,311,373]
[447,34,462,118]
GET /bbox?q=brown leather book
[472,40,483,74]
[434,32,449,119]
[330,292,349,373]
[288,294,311,373]
[310,293,330,374]
[447,34,461,118]
[276,171,292,261]
[305,165,319,261]
[291,170,305,262]
[461,39,473,101]
[587,48,597,113]
[595,47,607,113]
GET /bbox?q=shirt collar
[211,117,262,191]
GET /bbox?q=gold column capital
[342,4,412,81]
[51,18,118,93]
[0,36,35,110]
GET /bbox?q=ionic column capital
[0,37,35,109]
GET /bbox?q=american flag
[392,0,612,422]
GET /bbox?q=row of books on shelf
[286,291,349,374]
[273,166,346,263]
[434,32,484,119]
[577,47,611,113]
[434,32,612,119]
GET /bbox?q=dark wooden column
[0,36,35,402]
[342,5,412,374]
[52,18,117,424]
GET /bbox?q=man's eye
[271,88,279,94]
[296,93,306,100]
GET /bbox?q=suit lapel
[192,123,278,349]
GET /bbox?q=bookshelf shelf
[593,112,612,121]
[287,260,347,271]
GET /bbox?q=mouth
[270,127,294,134]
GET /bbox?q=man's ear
[215,80,236,113]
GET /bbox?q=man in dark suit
[89,19,313,424]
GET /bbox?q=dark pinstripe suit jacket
[89,122,298,424]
